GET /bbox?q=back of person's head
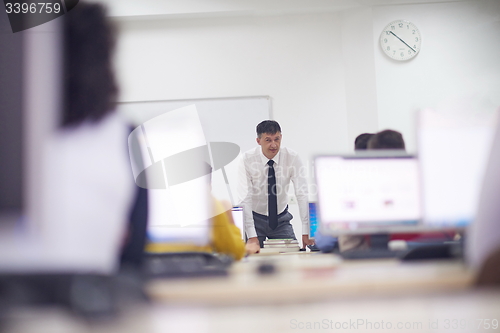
[256,120,281,137]
[354,133,374,150]
[367,130,406,150]
[62,3,117,128]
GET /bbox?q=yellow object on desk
[145,199,246,260]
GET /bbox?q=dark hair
[354,133,374,150]
[62,3,117,127]
[367,130,406,150]
[256,120,281,137]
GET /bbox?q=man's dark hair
[367,130,406,150]
[354,133,374,150]
[256,120,281,138]
[62,3,117,127]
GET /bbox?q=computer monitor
[130,106,212,248]
[147,188,211,247]
[418,108,497,228]
[308,202,319,239]
[314,152,422,236]
[231,206,245,241]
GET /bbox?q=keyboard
[340,241,463,261]
[142,252,230,278]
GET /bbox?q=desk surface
[6,253,498,333]
[147,253,475,305]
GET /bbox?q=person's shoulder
[242,146,260,159]
[279,147,305,167]
[280,147,299,157]
[280,147,300,159]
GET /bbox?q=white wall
[373,0,500,152]
[340,7,380,147]
[116,0,500,157]
[116,13,349,162]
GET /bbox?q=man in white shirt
[239,120,314,249]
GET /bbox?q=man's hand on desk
[246,237,260,254]
[302,234,314,248]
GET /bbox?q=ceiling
[88,0,468,19]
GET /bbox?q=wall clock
[380,20,421,61]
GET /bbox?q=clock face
[380,20,421,61]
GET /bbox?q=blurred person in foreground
[41,3,137,273]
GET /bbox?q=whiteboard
[118,96,271,205]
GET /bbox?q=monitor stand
[340,233,403,260]
[401,239,463,261]
[340,233,464,261]
[371,233,390,249]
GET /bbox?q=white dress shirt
[40,112,134,273]
[238,146,309,238]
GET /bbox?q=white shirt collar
[259,147,281,166]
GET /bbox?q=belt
[252,206,288,219]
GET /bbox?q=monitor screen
[418,109,497,228]
[147,185,211,246]
[133,106,212,247]
[231,206,245,241]
[309,202,318,239]
[315,153,421,235]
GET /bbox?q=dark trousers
[252,208,296,248]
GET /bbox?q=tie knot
[267,160,274,167]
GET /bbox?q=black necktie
[267,160,278,230]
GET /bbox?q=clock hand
[389,31,416,53]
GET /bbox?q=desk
[147,253,474,305]
[5,254,500,333]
